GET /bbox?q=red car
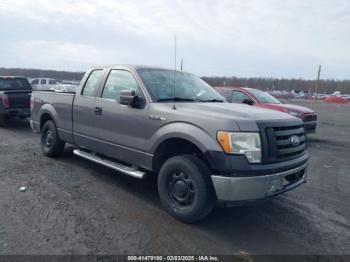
[216,87,317,133]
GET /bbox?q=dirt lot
[0,100,349,256]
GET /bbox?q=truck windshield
[0,78,31,91]
[137,69,225,102]
[248,88,281,104]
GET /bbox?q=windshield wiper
[198,98,225,102]
[157,97,195,102]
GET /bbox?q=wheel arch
[39,104,59,131]
[149,122,221,173]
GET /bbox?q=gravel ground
[0,100,349,257]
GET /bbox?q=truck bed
[31,91,75,142]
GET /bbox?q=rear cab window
[81,70,103,97]
[0,78,32,91]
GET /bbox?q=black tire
[41,120,65,157]
[158,155,216,223]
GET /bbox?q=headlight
[287,110,300,117]
[217,132,262,163]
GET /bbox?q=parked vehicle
[30,65,309,223]
[216,87,317,133]
[324,96,348,104]
[311,93,328,100]
[30,78,59,91]
[266,90,295,99]
[0,76,32,126]
[341,94,350,101]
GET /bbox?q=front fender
[147,122,222,155]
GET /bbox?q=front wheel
[41,120,65,157]
[158,155,216,223]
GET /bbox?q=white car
[316,94,328,99]
[332,91,341,96]
[30,78,59,91]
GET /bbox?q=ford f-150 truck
[30,65,309,223]
[0,76,32,126]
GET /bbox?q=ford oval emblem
[290,135,301,147]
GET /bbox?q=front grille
[303,113,317,122]
[273,125,306,159]
[259,121,307,163]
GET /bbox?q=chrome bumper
[211,162,308,202]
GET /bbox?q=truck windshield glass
[137,69,224,102]
[0,78,31,90]
[248,89,281,104]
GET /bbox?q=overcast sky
[0,0,349,79]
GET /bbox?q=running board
[73,149,145,179]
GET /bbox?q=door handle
[94,107,102,115]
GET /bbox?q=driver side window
[231,91,251,103]
[102,70,140,102]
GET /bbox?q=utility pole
[180,58,183,71]
[315,65,321,96]
[174,35,177,72]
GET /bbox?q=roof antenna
[172,35,177,110]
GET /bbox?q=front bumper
[211,162,308,203]
[304,121,316,133]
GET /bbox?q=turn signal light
[217,131,231,153]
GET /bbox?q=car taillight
[2,94,9,108]
[30,95,34,111]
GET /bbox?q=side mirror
[120,90,143,108]
[242,99,254,106]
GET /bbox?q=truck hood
[151,102,303,136]
[260,103,314,114]
[172,102,297,121]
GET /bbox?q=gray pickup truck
[30,65,309,223]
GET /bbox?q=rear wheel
[158,155,216,223]
[41,120,65,157]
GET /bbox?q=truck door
[93,69,150,168]
[73,69,105,152]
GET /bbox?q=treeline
[1,67,349,94]
[0,67,84,81]
[202,77,350,94]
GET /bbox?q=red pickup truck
[216,87,317,133]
